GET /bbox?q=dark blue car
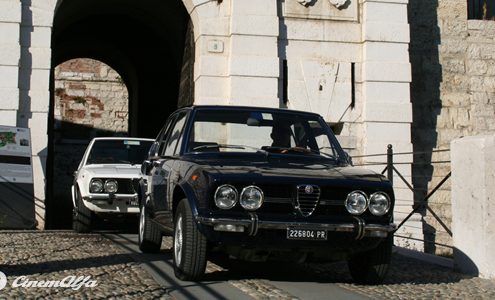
[138,105,396,284]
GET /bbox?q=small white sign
[208,40,224,53]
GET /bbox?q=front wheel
[347,235,393,284]
[72,188,92,233]
[173,199,207,281]
[138,203,162,253]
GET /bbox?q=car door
[149,111,188,227]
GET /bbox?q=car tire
[348,234,393,285]
[173,198,207,281]
[72,188,92,233]
[138,203,162,253]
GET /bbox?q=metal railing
[353,145,452,251]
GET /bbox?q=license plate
[286,228,327,240]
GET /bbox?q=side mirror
[141,160,152,175]
[344,152,353,166]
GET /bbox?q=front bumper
[196,215,396,240]
[82,193,139,213]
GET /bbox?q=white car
[72,137,154,232]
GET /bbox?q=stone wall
[54,58,129,139]
[410,0,495,255]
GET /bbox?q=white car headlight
[369,192,391,216]
[214,184,238,209]
[104,179,118,193]
[90,179,104,193]
[240,186,264,211]
[345,191,368,215]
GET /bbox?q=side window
[163,112,187,156]
[156,116,177,156]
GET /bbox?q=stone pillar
[183,0,231,105]
[0,0,21,125]
[227,0,279,107]
[360,0,419,249]
[17,0,55,229]
[451,135,495,279]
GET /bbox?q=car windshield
[186,109,344,160]
[86,139,153,165]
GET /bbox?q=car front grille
[116,179,135,194]
[295,184,321,217]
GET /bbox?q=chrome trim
[264,197,292,204]
[195,216,396,237]
[84,193,138,201]
[319,199,344,206]
[248,213,259,236]
[353,216,366,240]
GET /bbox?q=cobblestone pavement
[1,231,495,299]
[0,231,172,299]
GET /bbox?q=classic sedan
[72,137,153,232]
[138,105,396,284]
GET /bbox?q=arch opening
[48,0,192,228]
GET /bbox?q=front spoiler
[195,215,396,240]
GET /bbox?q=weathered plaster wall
[410,0,495,254]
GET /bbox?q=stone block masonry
[451,136,495,279]
[410,0,495,255]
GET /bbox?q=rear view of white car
[72,137,153,232]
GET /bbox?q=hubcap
[139,206,145,242]
[174,215,183,266]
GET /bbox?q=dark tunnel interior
[47,0,191,228]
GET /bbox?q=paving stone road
[0,231,494,299]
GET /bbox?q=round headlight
[104,179,118,193]
[369,192,391,216]
[240,186,264,211]
[90,179,104,193]
[345,191,368,215]
[214,185,238,209]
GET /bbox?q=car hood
[188,156,385,183]
[80,164,142,178]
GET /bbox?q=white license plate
[286,228,327,240]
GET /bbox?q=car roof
[175,105,321,118]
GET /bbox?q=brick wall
[52,58,129,226]
[410,0,495,255]
[54,58,129,140]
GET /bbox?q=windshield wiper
[263,146,337,160]
[192,144,249,151]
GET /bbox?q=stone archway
[47,0,193,228]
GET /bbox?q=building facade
[0,0,417,245]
